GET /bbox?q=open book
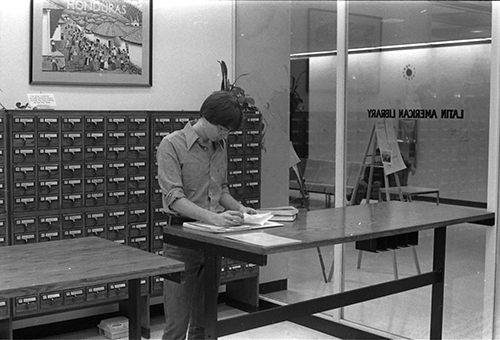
[182,213,283,233]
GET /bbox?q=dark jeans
[162,243,221,340]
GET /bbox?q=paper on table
[223,232,302,247]
[243,212,274,225]
[183,220,282,233]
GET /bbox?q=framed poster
[30,0,152,86]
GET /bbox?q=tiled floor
[33,192,487,339]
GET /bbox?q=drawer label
[14,133,34,139]
[109,211,126,217]
[40,133,58,139]
[16,182,35,189]
[65,214,83,222]
[109,162,126,168]
[16,218,36,226]
[16,197,35,204]
[15,118,34,124]
[109,191,126,197]
[64,230,82,237]
[109,283,126,290]
[42,293,61,300]
[17,296,36,304]
[64,132,81,139]
[16,234,35,241]
[63,118,82,124]
[65,289,84,297]
[65,164,82,171]
[108,118,126,124]
[39,118,58,124]
[15,166,35,172]
[131,223,147,230]
[88,286,105,293]
[130,161,146,167]
[41,216,59,223]
[131,118,147,123]
[41,232,59,238]
[87,118,104,123]
[87,163,104,170]
[87,212,105,219]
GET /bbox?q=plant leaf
[218,60,229,91]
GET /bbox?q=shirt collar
[184,121,199,150]
[184,120,225,150]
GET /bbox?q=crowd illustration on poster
[41,0,144,76]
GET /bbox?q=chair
[316,162,362,283]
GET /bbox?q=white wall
[0,1,234,111]
[0,0,292,286]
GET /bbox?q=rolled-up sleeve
[157,136,186,213]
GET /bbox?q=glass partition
[342,42,490,339]
[287,1,492,338]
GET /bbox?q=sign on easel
[374,120,406,175]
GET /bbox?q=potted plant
[218,60,258,113]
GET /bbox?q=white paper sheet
[223,232,302,247]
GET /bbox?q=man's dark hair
[200,91,243,131]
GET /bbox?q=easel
[350,122,404,205]
[350,121,421,280]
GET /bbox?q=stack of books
[257,206,299,222]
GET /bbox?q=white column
[484,1,500,338]
[333,0,348,321]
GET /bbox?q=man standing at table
[157,90,256,340]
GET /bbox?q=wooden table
[0,237,184,340]
[163,201,494,339]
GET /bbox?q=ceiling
[431,1,491,40]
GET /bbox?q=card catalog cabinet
[2,109,262,319]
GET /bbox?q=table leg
[430,226,446,340]
[128,278,142,340]
[0,318,12,340]
[204,252,221,339]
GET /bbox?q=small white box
[98,316,128,340]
